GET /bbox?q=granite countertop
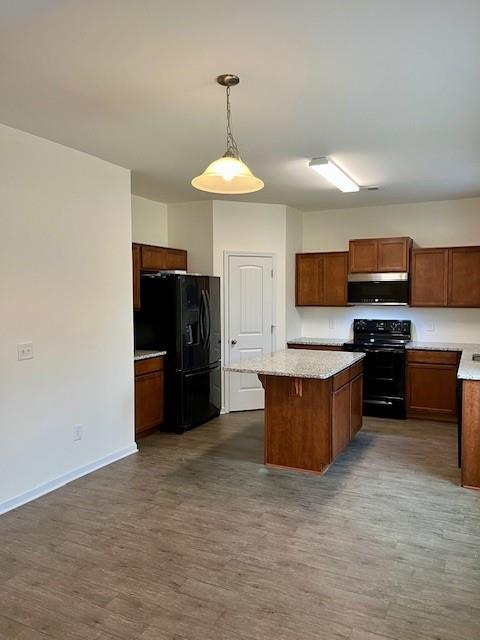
[287,337,348,347]
[287,336,480,381]
[406,341,480,381]
[225,348,365,380]
[134,349,167,361]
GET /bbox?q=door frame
[223,251,277,413]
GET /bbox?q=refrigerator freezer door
[174,364,221,432]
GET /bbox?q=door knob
[231,339,237,345]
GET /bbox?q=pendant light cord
[225,86,240,159]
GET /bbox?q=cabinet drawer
[407,350,459,366]
[333,360,364,391]
[135,356,164,376]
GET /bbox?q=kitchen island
[226,349,365,474]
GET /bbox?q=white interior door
[226,254,274,412]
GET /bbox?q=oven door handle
[366,349,403,354]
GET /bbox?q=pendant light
[192,74,264,195]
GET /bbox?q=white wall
[167,201,214,274]
[0,124,135,513]
[131,194,168,245]
[212,201,288,349]
[285,207,303,340]
[301,197,480,343]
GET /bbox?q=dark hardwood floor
[1,412,479,640]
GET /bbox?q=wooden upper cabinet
[296,253,323,305]
[132,244,141,311]
[296,252,347,307]
[377,237,411,272]
[410,245,480,308]
[349,237,411,273]
[132,243,188,311]
[410,248,448,307]
[141,245,167,270]
[448,246,480,307]
[140,244,187,271]
[323,252,348,306]
[165,248,188,271]
[349,239,378,273]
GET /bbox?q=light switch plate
[73,425,83,442]
[17,342,33,361]
[425,321,435,332]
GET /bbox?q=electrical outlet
[17,342,33,361]
[328,318,335,330]
[425,320,435,333]
[72,425,83,442]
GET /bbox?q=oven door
[348,273,409,305]
[363,347,406,418]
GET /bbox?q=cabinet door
[378,237,410,272]
[332,383,351,458]
[132,244,141,311]
[410,249,448,307]
[141,245,167,270]
[349,239,378,273]
[135,371,164,435]
[448,247,480,307]
[296,254,323,305]
[407,363,457,421]
[323,252,348,306]
[165,248,187,270]
[350,375,363,437]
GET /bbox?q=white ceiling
[1,0,480,211]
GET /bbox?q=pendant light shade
[192,155,264,195]
[192,74,264,195]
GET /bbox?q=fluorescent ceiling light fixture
[309,157,360,193]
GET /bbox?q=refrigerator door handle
[204,289,211,349]
[200,290,208,348]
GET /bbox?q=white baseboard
[0,444,138,516]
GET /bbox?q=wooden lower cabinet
[461,380,480,489]
[406,350,459,422]
[350,374,363,437]
[134,357,164,436]
[332,383,351,458]
[262,361,363,473]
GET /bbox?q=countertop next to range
[225,348,365,380]
[134,349,167,361]
[287,337,480,381]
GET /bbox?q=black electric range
[343,319,411,419]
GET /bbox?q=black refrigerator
[135,273,221,433]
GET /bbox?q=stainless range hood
[347,272,409,306]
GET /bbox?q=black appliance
[348,272,409,306]
[135,273,221,433]
[343,319,411,419]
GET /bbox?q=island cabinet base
[462,380,480,490]
[259,361,363,474]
